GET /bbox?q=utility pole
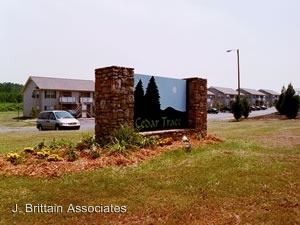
[227,48,241,97]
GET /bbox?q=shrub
[107,126,158,153]
[49,138,74,150]
[76,133,96,150]
[107,124,158,153]
[276,84,299,119]
[141,136,158,148]
[6,152,22,165]
[36,141,44,150]
[111,124,144,149]
[48,139,59,149]
[35,140,46,150]
[241,97,250,118]
[89,150,100,159]
[47,154,64,162]
[107,138,128,154]
[36,150,50,159]
[232,96,243,121]
[285,95,300,119]
[158,138,173,146]
[23,147,35,154]
[65,148,78,162]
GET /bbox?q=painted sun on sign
[134,74,188,131]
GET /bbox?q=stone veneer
[95,66,134,143]
[95,66,207,143]
[186,78,207,136]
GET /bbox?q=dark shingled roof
[258,89,280,96]
[209,86,239,95]
[26,76,94,92]
[240,88,265,96]
[207,90,215,95]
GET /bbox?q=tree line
[0,82,23,103]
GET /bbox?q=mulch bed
[0,135,223,178]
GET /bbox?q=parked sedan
[207,108,219,114]
[260,105,267,110]
[220,106,231,113]
[36,110,80,130]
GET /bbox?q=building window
[45,90,56,99]
[80,92,90,97]
[32,91,39,98]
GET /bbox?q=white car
[36,110,80,130]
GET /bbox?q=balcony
[59,97,76,104]
[80,97,93,103]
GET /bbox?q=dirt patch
[0,135,222,178]
[257,134,300,148]
[247,113,300,148]
[249,112,299,120]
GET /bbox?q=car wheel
[55,124,60,130]
[37,124,43,131]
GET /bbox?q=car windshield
[55,111,74,119]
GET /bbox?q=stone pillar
[95,66,135,144]
[186,77,207,136]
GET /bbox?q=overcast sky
[1,0,299,91]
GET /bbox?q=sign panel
[134,74,187,131]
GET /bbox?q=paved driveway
[78,118,95,130]
[208,107,277,121]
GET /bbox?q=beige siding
[23,80,39,117]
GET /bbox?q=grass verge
[0,111,35,127]
[0,131,92,154]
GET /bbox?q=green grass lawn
[0,130,93,153]
[0,111,35,127]
[0,119,299,225]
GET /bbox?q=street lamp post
[226,49,240,97]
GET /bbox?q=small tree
[241,97,250,118]
[232,96,243,121]
[284,84,299,119]
[276,83,299,119]
[276,86,286,114]
[286,95,300,119]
